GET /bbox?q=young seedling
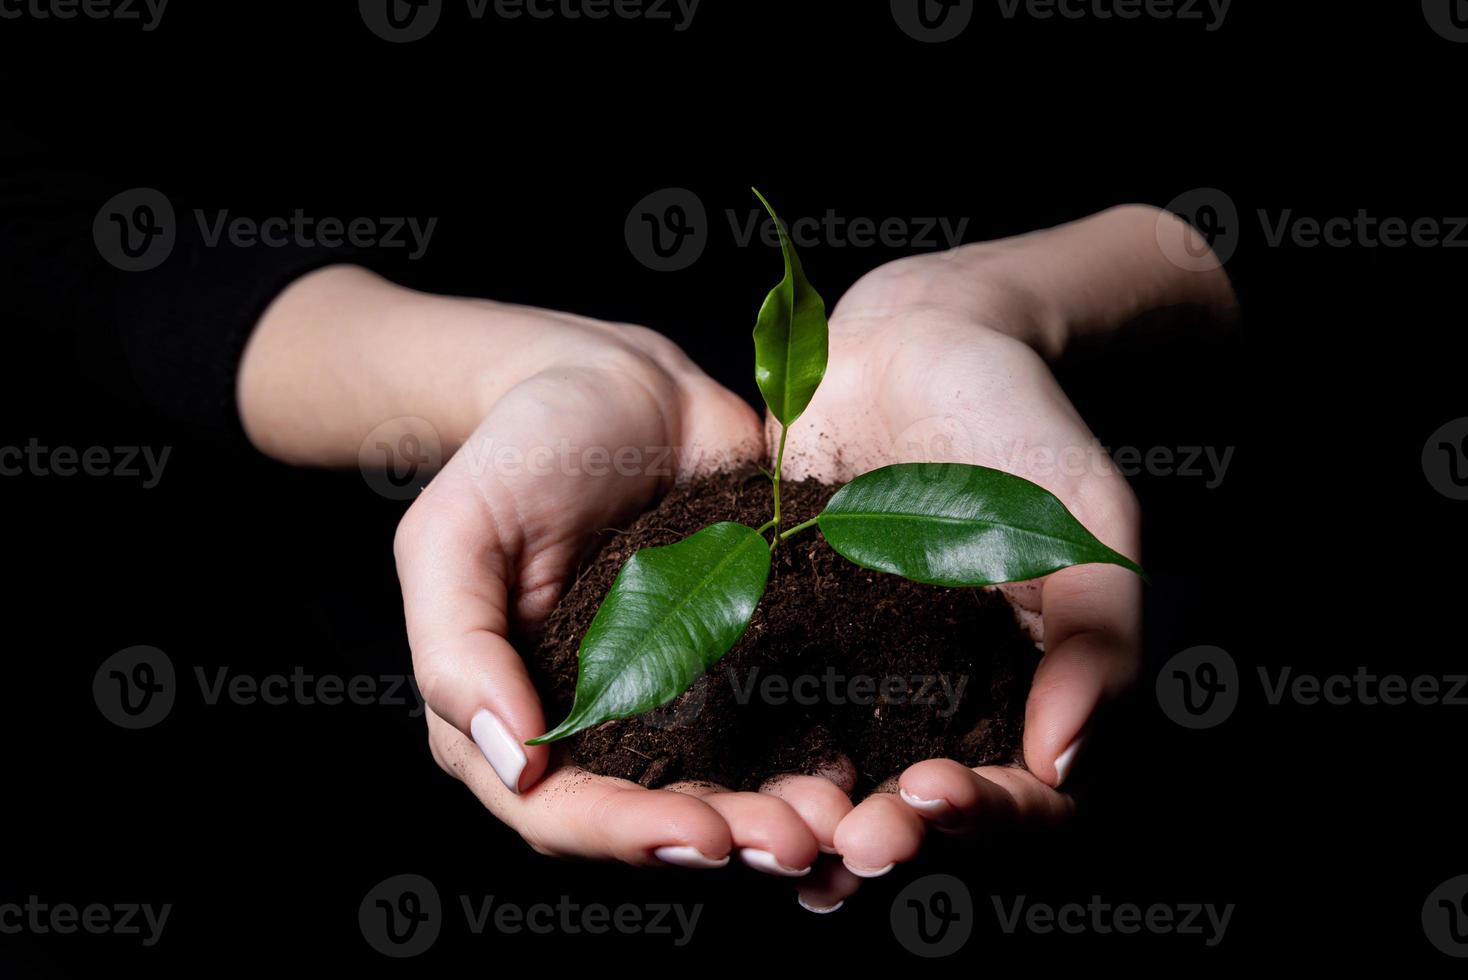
[527,190,1144,745]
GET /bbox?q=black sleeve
[1,166,361,443]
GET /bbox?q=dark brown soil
[528,468,1039,793]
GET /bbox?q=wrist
[238,265,572,465]
[1011,204,1238,353]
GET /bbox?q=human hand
[752,206,1235,908]
[241,266,828,872]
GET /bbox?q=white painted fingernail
[471,708,526,795]
[654,846,729,869]
[738,848,811,877]
[1054,737,1082,787]
[797,896,844,914]
[843,860,896,878]
[899,788,949,812]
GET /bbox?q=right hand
[391,306,827,872]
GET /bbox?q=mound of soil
[529,468,1039,793]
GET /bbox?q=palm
[398,328,841,872]
[758,252,1144,908]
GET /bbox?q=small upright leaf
[817,463,1145,587]
[751,188,828,425]
[527,522,771,745]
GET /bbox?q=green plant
[527,191,1144,745]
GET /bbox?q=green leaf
[816,463,1145,587]
[527,522,771,745]
[751,188,828,425]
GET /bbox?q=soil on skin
[528,468,1039,793]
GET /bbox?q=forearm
[237,265,568,466]
[939,205,1238,356]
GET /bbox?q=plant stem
[778,517,819,541]
[755,519,778,537]
[770,424,788,550]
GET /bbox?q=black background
[2,0,1464,972]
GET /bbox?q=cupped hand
[393,310,822,873]
[751,206,1235,908]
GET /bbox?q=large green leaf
[751,188,828,425]
[816,463,1144,587]
[527,522,771,744]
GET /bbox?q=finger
[429,709,732,867]
[683,790,821,877]
[898,759,1074,836]
[396,465,548,794]
[759,772,855,855]
[796,857,864,915]
[833,791,927,878]
[1024,562,1142,787]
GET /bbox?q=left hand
[753,206,1235,910]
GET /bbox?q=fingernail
[842,860,895,879]
[471,708,526,795]
[1054,737,1082,787]
[654,846,729,869]
[818,843,839,855]
[738,848,812,877]
[797,896,844,915]
[899,788,950,813]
